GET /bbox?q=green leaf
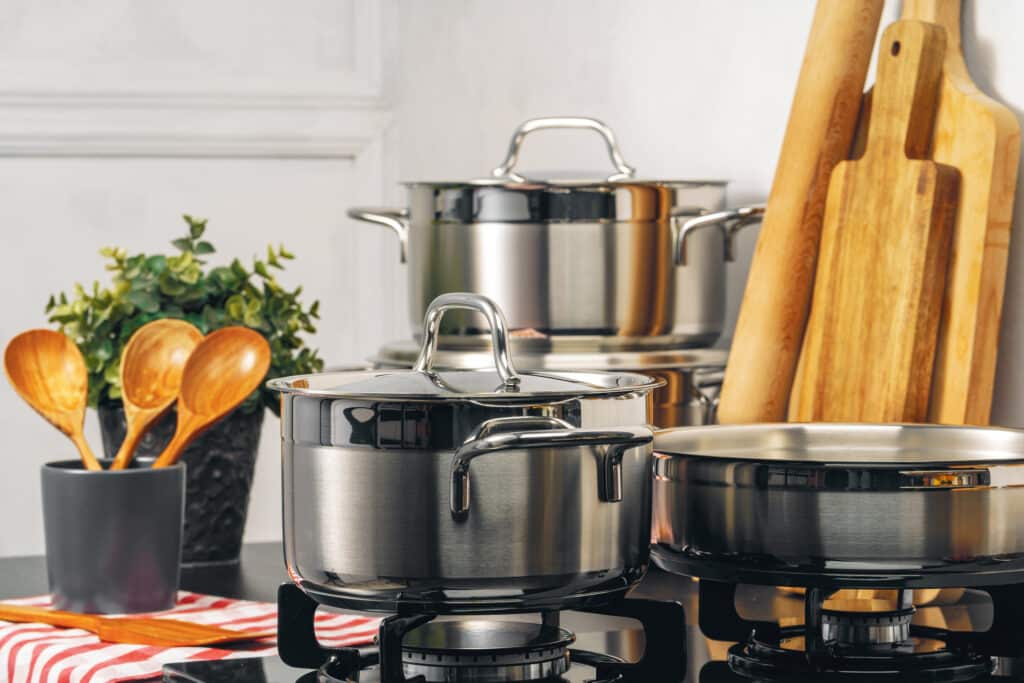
[178,265,201,285]
[242,310,265,328]
[145,255,167,274]
[194,241,215,255]
[253,261,270,279]
[159,272,187,296]
[185,215,207,239]
[226,294,245,320]
[172,238,193,252]
[230,258,248,280]
[103,359,121,384]
[126,289,160,313]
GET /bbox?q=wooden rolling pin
[717,0,884,424]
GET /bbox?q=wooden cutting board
[788,20,960,423]
[907,0,1021,425]
[717,0,884,424]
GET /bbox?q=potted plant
[46,215,323,564]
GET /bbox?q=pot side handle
[672,205,766,266]
[346,207,409,263]
[692,366,725,425]
[449,416,653,519]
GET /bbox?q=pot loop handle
[491,117,637,183]
[414,292,521,390]
[346,207,409,264]
[450,415,653,519]
[673,205,766,266]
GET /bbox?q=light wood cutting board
[907,0,1021,425]
[788,20,960,423]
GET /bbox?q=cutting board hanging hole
[864,21,945,162]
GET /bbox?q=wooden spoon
[110,319,203,470]
[4,330,102,471]
[152,327,271,469]
[0,602,274,646]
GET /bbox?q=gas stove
[162,572,1024,682]
[165,581,686,683]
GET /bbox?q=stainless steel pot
[269,293,661,612]
[373,339,726,428]
[651,423,1024,587]
[349,117,763,346]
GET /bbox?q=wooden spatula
[788,20,960,423]
[0,603,274,647]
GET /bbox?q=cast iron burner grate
[277,583,686,683]
[695,580,1024,681]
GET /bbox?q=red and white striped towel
[0,591,381,683]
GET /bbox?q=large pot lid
[372,337,728,372]
[268,293,662,403]
[269,367,658,402]
[404,117,727,189]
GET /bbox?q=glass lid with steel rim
[653,422,1024,465]
[267,293,664,403]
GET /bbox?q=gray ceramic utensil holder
[41,459,185,613]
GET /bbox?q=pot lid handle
[413,293,521,390]
[491,117,637,183]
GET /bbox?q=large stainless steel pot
[373,338,726,428]
[269,293,661,613]
[349,117,763,346]
[651,423,1024,587]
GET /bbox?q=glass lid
[268,293,663,402]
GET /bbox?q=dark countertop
[0,542,289,602]
[1,546,1005,682]
[0,541,699,606]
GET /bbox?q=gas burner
[401,621,574,682]
[277,583,686,683]
[695,581,1024,681]
[727,631,992,681]
[820,593,916,647]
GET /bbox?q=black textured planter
[97,404,264,565]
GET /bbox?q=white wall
[0,0,405,556]
[3,0,1024,556]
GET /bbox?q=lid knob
[413,293,521,390]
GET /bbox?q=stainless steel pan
[349,117,762,346]
[651,423,1024,585]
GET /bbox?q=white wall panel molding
[0,0,394,158]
